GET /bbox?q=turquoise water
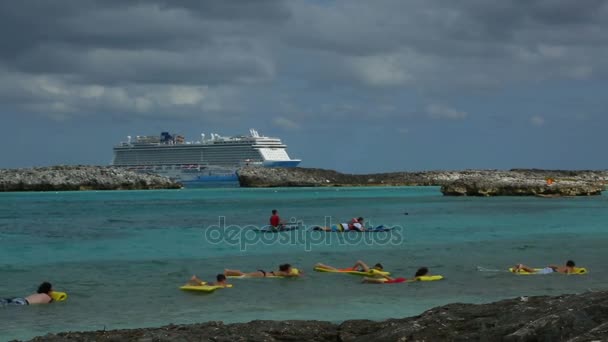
[1,187,607,341]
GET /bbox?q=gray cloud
[1,0,608,121]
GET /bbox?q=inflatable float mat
[314,266,391,276]
[372,275,443,284]
[180,283,233,292]
[50,291,68,302]
[227,268,300,279]
[411,275,444,282]
[311,226,394,232]
[508,267,587,275]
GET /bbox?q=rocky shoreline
[22,291,608,341]
[0,166,181,191]
[238,167,608,196]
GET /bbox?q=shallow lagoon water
[1,187,607,341]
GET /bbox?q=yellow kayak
[508,267,587,275]
[314,266,391,276]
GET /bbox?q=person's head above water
[216,274,226,282]
[566,260,575,267]
[272,209,278,215]
[357,217,364,223]
[279,263,292,272]
[373,263,383,270]
[415,267,429,277]
[37,282,52,294]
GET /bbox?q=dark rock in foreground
[0,166,181,192]
[23,291,608,341]
[237,167,607,197]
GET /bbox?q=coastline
[0,165,181,192]
[238,167,608,196]
[21,291,608,341]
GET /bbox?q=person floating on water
[315,260,382,273]
[513,260,577,274]
[314,217,366,232]
[349,217,365,231]
[187,274,230,287]
[362,267,432,284]
[224,264,300,278]
[1,282,54,306]
[269,209,285,229]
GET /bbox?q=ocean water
[1,187,607,341]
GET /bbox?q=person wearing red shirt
[269,209,283,229]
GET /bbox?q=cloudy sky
[1,0,607,172]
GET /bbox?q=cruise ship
[112,129,301,184]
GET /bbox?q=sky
[1,0,607,173]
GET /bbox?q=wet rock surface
[0,165,181,191]
[23,291,608,341]
[237,167,608,196]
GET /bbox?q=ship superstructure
[112,129,300,183]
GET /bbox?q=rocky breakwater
[0,166,181,191]
[238,167,607,197]
[441,169,607,197]
[237,167,463,187]
[24,291,608,341]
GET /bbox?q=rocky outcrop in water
[0,166,181,191]
[237,167,462,187]
[440,172,605,197]
[237,167,607,197]
[23,291,608,341]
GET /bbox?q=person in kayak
[315,260,383,273]
[224,264,300,278]
[513,260,576,274]
[1,282,54,306]
[187,274,230,287]
[269,209,285,229]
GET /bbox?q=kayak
[508,267,587,275]
[314,266,391,276]
[253,225,299,232]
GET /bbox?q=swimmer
[187,274,229,287]
[224,264,300,277]
[315,260,383,273]
[514,260,576,274]
[1,282,54,306]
